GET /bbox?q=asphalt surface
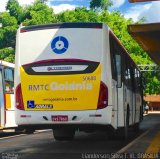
[0,113,159,159]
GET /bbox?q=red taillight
[16,84,24,110]
[97,81,108,109]
[20,29,28,33]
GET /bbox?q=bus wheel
[133,123,140,132]
[140,105,143,121]
[124,106,130,140]
[53,128,75,141]
[24,129,35,134]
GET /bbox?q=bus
[15,22,143,140]
[0,60,16,130]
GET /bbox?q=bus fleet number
[82,76,96,81]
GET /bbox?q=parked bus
[15,23,143,140]
[0,60,16,130]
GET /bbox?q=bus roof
[20,22,103,33]
[128,23,160,65]
[0,60,14,68]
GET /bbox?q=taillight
[20,29,28,33]
[97,81,108,109]
[16,84,24,110]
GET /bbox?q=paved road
[0,113,159,159]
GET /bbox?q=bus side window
[115,54,122,88]
[124,62,130,88]
[109,33,122,88]
[137,70,142,89]
[4,67,14,93]
[114,43,122,88]
[109,36,117,80]
[130,67,135,92]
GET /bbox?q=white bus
[0,60,16,130]
[15,23,143,140]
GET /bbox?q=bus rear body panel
[15,23,111,126]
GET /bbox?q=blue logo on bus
[27,100,35,108]
[51,36,69,54]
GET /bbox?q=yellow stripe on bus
[0,126,4,130]
[5,94,11,110]
[20,64,102,111]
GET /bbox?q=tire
[24,129,35,134]
[133,123,140,132]
[15,127,35,134]
[53,128,75,141]
[140,106,143,121]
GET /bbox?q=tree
[0,12,17,27]
[0,47,15,62]
[90,0,112,11]
[39,0,48,3]
[6,0,24,24]
[56,7,99,23]
[0,12,18,48]
[0,12,18,63]
[23,1,55,25]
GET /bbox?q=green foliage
[101,0,113,10]
[0,11,18,48]
[6,0,24,24]
[0,47,15,63]
[90,0,112,11]
[2,26,17,48]
[143,71,160,94]
[23,1,55,25]
[56,7,99,23]
[0,12,17,27]
[0,12,17,62]
[35,0,48,3]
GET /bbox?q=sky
[0,0,160,23]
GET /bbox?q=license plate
[52,115,68,122]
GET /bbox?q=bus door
[3,67,15,128]
[0,68,5,128]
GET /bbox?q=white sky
[112,0,126,8]
[0,0,35,12]
[50,4,76,14]
[124,3,152,22]
[124,2,160,22]
[0,0,8,12]
[0,0,160,23]
[138,2,160,23]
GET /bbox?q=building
[144,95,160,110]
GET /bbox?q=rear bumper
[16,106,112,127]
